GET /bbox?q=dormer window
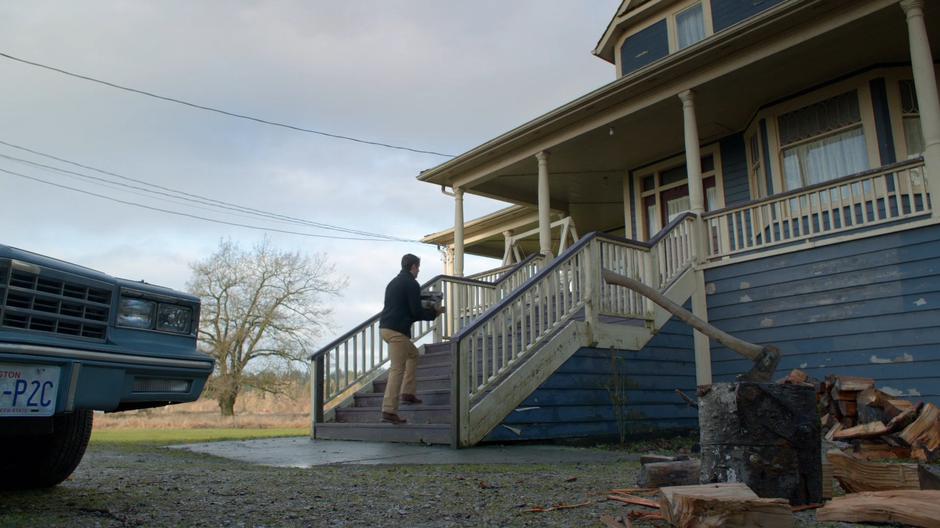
[675,3,706,50]
[615,0,715,77]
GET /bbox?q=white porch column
[501,231,513,265]
[679,89,712,385]
[454,187,465,277]
[679,90,705,216]
[444,245,455,276]
[901,0,940,217]
[536,151,553,259]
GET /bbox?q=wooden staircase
[310,214,701,447]
[314,342,453,444]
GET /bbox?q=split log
[658,483,792,528]
[918,463,940,490]
[826,449,919,492]
[857,387,888,409]
[836,399,857,418]
[824,423,843,442]
[637,459,700,488]
[832,421,889,441]
[699,382,821,505]
[884,399,916,420]
[900,403,940,451]
[856,388,887,424]
[830,387,859,402]
[834,376,874,392]
[850,441,909,461]
[886,407,918,432]
[816,490,940,527]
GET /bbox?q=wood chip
[607,494,661,509]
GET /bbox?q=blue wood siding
[720,133,751,206]
[620,20,669,77]
[485,318,697,442]
[870,78,897,166]
[704,223,940,402]
[710,0,786,33]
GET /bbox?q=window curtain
[904,117,924,158]
[782,127,869,189]
[676,4,705,50]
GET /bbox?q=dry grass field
[94,385,311,430]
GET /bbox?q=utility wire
[0,153,322,228]
[0,139,416,242]
[0,51,456,158]
[0,166,413,242]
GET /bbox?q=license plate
[0,363,60,417]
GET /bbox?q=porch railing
[309,252,549,421]
[452,214,698,445]
[704,159,930,259]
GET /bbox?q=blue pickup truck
[0,244,213,489]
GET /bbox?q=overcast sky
[0,1,620,345]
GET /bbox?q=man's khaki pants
[380,328,418,414]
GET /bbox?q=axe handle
[602,269,763,361]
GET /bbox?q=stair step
[374,374,450,392]
[419,350,452,367]
[315,422,451,445]
[335,405,451,425]
[355,389,451,407]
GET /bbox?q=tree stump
[698,382,821,505]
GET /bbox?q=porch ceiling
[426,1,938,228]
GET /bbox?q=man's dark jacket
[379,270,437,338]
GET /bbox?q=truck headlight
[157,304,192,334]
[117,298,155,328]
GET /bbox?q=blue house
[311,0,940,447]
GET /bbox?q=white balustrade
[705,160,930,259]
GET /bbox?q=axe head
[736,345,782,383]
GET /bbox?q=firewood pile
[780,370,940,462]
[777,369,940,527]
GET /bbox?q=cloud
[0,0,619,339]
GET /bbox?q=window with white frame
[900,80,924,158]
[638,153,719,239]
[676,3,706,50]
[778,90,870,190]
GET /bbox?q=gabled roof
[593,0,661,64]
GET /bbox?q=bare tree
[188,239,345,416]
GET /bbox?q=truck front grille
[0,260,112,341]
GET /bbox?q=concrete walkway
[172,437,639,468]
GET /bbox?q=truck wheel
[0,409,94,490]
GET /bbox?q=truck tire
[0,409,94,490]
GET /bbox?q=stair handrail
[309,274,496,425]
[450,212,698,445]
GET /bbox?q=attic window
[676,3,706,50]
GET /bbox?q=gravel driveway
[0,441,852,527]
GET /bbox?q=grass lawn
[90,427,308,445]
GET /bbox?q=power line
[0,139,416,242]
[0,51,457,158]
[0,166,414,242]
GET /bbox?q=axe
[602,269,781,382]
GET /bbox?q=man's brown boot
[401,394,423,405]
[381,412,407,424]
